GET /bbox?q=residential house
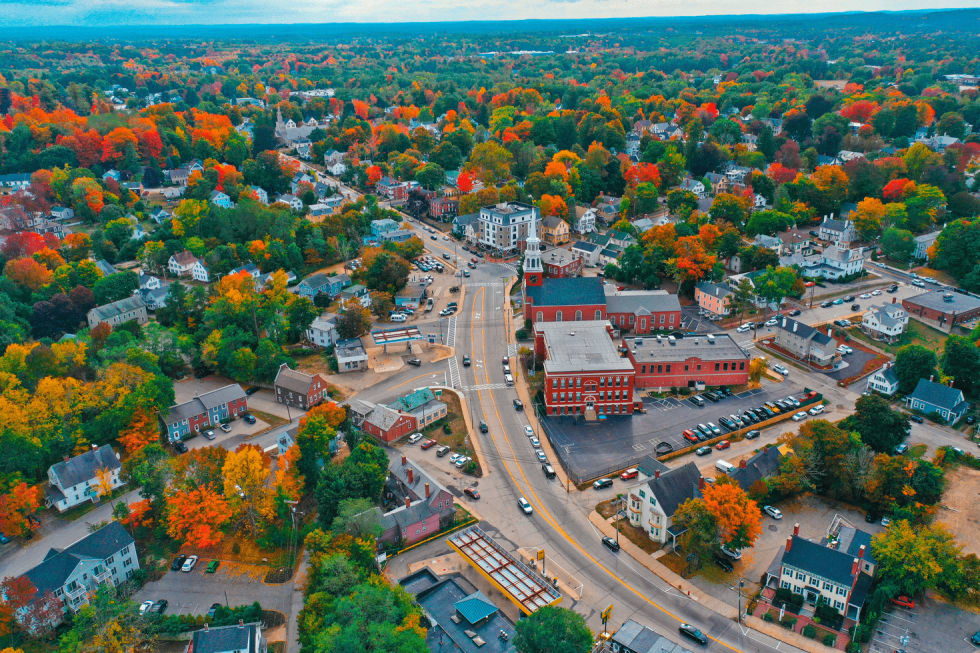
[249,186,269,204]
[912,229,941,260]
[93,259,116,278]
[598,245,623,268]
[305,314,339,348]
[679,178,706,198]
[625,463,703,545]
[766,524,875,619]
[136,271,170,310]
[339,283,370,307]
[728,446,783,492]
[191,258,210,283]
[273,364,330,410]
[694,281,733,317]
[570,240,601,267]
[168,250,199,277]
[50,206,75,221]
[572,206,597,234]
[608,230,636,248]
[335,338,368,372]
[327,161,347,176]
[905,378,969,424]
[150,208,171,224]
[381,455,456,545]
[861,303,908,342]
[542,246,583,278]
[816,217,856,246]
[608,619,695,653]
[540,215,570,245]
[296,272,349,299]
[160,384,248,441]
[428,195,458,220]
[371,218,400,237]
[774,317,836,367]
[389,388,447,429]
[800,245,865,280]
[276,194,303,212]
[20,522,138,625]
[477,202,538,256]
[86,296,148,329]
[378,228,414,243]
[186,622,266,653]
[754,234,783,251]
[865,364,899,397]
[323,149,345,167]
[0,173,31,190]
[46,446,124,512]
[452,212,479,242]
[167,167,191,186]
[209,190,234,209]
[356,401,416,442]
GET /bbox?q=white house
[817,217,856,246]
[277,194,304,212]
[192,259,210,283]
[861,303,908,342]
[168,250,199,277]
[912,229,941,260]
[46,445,124,512]
[866,364,899,396]
[306,314,340,348]
[678,178,706,198]
[625,463,703,545]
[249,185,269,204]
[570,240,601,267]
[573,208,597,235]
[327,161,347,176]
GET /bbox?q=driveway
[868,595,980,653]
[821,348,876,381]
[541,382,804,482]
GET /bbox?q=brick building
[624,333,750,390]
[902,290,980,328]
[161,384,248,441]
[273,364,330,410]
[541,246,583,278]
[606,292,682,334]
[534,320,636,418]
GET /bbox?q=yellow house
[540,216,570,245]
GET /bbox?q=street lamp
[735,579,746,624]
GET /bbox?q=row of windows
[551,390,627,402]
[550,404,630,415]
[785,569,848,596]
[778,581,847,609]
[552,376,628,389]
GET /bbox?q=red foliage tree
[624,162,661,188]
[883,178,915,201]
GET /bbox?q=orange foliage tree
[365,165,382,185]
[883,178,915,201]
[4,258,53,291]
[701,477,762,549]
[539,194,568,218]
[668,236,716,285]
[456,170,475,193]
[766,162,799,185]
[165,485,232,548]
[351,99,370,120]
[117,407,159,454]
[624,162,661,188]
[0,483,42,538]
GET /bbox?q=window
[715,363,719,371]
[600,377,605,387]
[638,490,645,498]
[796,571,806,581]
[594,310,602,320]
[556,311,563,321]
[823,581,832,590]
[781,580,790,590]
[575,310,583,321]
[106,556,114,564]
[536,311,543,322]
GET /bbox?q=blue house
[209,190,234,209]
[905,378,969,424]
[297,273,351,299]
[371,218,400,237]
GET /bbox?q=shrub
[823,634,837,646]
[780,616,797,629]
[515,328,528,340]
[762,611,774,622]
[851,624,871,643]
[442,423,451,434]
[802,624,817,639]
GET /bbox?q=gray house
[905,378,969,424]
[46,445,124,512]
[86,296,148,329]
[774,317,836,367]
[21,522,138,625]
[186,622,266,653]
[296,273,350,299]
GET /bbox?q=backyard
[846,320,948,357]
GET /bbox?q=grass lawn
[846,320,947,356]
[419,391,483,475]
[248,409,289,429]
[611,517,662,555]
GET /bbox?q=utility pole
[736,579,745,623]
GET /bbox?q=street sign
[536,549,545,561]
[601,604,613,622]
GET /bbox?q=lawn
[419,390,482,475]
[247,409,289,429]
[611,517,662,555]
[846,320,947,356]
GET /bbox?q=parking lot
[541,381,805,482]
[869,596,979,653]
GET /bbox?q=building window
[575,310,583,321]
[556,311,563,321]
[595,310,602,319]
[715,363,719,371]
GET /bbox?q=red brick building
[428,195,458,219]
[534,320,637,417]
[625,333,750,389]
[381,456,456,545]
[902,290,980,328]
[273,364,330,410]
[358,404,417,443]
[542,246,584,278]
[606,292,682,334]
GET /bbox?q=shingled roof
[24,522,133,594]
[525,276,606,307]
[49,446,121,489]
[274,364,316,395]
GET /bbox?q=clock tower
[523,214,543,288]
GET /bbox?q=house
[186,622,266,653]
[209,190,234,209]
[694,281,733,317]
[540,215,570,245]
[371,218,400,237]
[452,212,479,242]
[905,378,969,424]
[608,619,695,653]
[382,455,456,545]
[605,291,682,334]
[816,217,856,246]
[357,402,417,442]
[335,338,368,372]
[608,230,636,248]
[307,200,336,217]
[389,387,447,428]
[395,281,428,309]
[276,194,303,212]
[542,246,583,278]
[428,195,458,219]
[625,463,703,545]
[773,317,836,367]
[570,240,601,267]
[573,207,597,234]
[160,384,248,441]
[912,230,941,260]
[20,522,138,624]
[861,303,908,342]
[728,446,783,492]
[0,173,31,190]
[327,161,347,176]
[766,524,875,619]
[249,186,269,204]
[478,202,538,256]
[86,296,148,329]
[150,208,171,224]
[626,333,750,390]
[50,206,75,221]
[378,228,414,243]
[866,364,899,397]
[801,245,865,280]
[167,167,191,186]
[297,272,350,299]
[679,178,706,198]
[598,245,624,268]
[94,260,115,278]
[192,258,210,283]
[306,314,339,348]
[903,289,980,328]
[274,108,317,145]
[168,250,199,277]
[754,234,783,251]
[46,446,124,512]
[273,364,330,410]
[339,283,370,307]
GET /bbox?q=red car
[682,429,699,443]
[715,440,731,450]
[420,439,437,450]
[620,468,639,481]
[463,487,480,500]
[890,595,915,609]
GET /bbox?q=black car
[152,599,168,614]
[171,554,187,571]
[436,445,451,457]
[207,602,222,619]
[703,392,720,402]
[718,416,734,430]
[741,411,757,424]
[173,440,188,454]
[679,623,708,646]
[406,358,422,367]
[243,413,256,425]
[713,554,735,572]
[967,415,977,425]
[821,300,833,308]
[513,398,524,411]
[244,386,261,396]
[745,429,761,439]
[718,387,732,397]
[850,303,860,311]
[479,420,488,433]
[887,285,899,293]
[909,414,924,423]
[788,309,802,316]
[843,295,855,302]
[592,478,613,490]
[542,464,556,479]
[601,536,620,552]
[462,355,471,367]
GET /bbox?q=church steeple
[523,212,543,287]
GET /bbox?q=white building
[306,314,340,348]
[168,250,198,277]
[861,303,908,342]
[277,194,304,212]
[625,463,703,545]
[866,364,899,396]
[46,445,124,512]
[816,217,856,247]
[573,208,597,234]
[478,202,539,256]
[912,229,941,260]
[192,259,210,283]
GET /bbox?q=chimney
[698,477,705,490]
[793,522,800,536]
[793,321,797,333]
[655,470,661,479]
[739,459,747,468]
[401,455,407,466]
[204,623,209,631]
[91,443,98,451]
[407,468,414,484]
[858,544,866,559]
[63,455,69,463]
[405,496,411,509]
[425,482,431,498]
[785,536,793,553]
[851,558,859,577]
[892,296,897,304]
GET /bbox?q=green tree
[881,227,916,262]
[840,394,910,453]
[413,162,445,191]
[92,271,139,305]
[730,278,756,325]
[752,266,797,314]
[335,299,372,339]
[672,498,720,569]
[123,443,170,511]
[330,498,383,539]
[514,605,592,653]
[871,520,964,596]
[940,335,980,396]
[467,141,514,185]
[893,345,938,395]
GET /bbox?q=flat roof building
[902,289,980,328]
[624,333,750,390]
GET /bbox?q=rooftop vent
[706,334,715,343]
[569,331,575,337]
[635,338,643,346]
[943,292,954,303]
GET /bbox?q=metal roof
[623,333,749,364]
[372,326,423,344]
[447,526,561,615]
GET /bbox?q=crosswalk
[462,383,509,392]
[445,315,457,348]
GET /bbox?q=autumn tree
[296,403,344,489]
[335,298,372,339]
[222,445,273,532]
[851,197,887,241]
[701,477,762,550]
[171,446,227,491]
[466,141,514,185]
[165,485,232,548]
[747,357,769,387]
[117,408,159,454]
[672,498,720,569]
[871,520,964,596]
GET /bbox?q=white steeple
[524,213,542,276]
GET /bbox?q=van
[504,374,514,386]
[715,460,736,475]
[542,464,556,479]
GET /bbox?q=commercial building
[624,333,750,390]
[478,202,538,256]
[606,619,695,653]
[533,320,636,417]
[902,290,980,328]
[335,338,368,372]
[542,246,583,278]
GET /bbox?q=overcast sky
[0,0,974,26]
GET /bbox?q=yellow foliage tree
[222,445,273,532]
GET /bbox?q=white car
[808,404,825,415]
[448,453,462,464]
[912,279,926,287]
[735,325,751,333]
[719,545,742,560]
[518,497,533,515]
[837,345,853,355]
[871,289,882,295]
[408,432,424,444]
[859,293,871,299]
[792,411,808,421]
[772,364,789,376]
[784,395,800,407]
[529,437,540,447]
[454,456,471,468]
[139,600,155,615]
[524,425,534,437]
[763,505,783,519]
[181,555,198,572]
[764,318,778,327]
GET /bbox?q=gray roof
[49,446,121,489]
[88,295,146,322]
[525,276,605,308]
[866,304,905,328]
[872,366,899,387]
[820,217,850,234]
[335,337,367,361]
[190,623,262,653]
[606,291,681,315]
[299,272,331,290]
[908,378,966,412]
[163,384,246,423]
[536,321,634,374]
[783,535,859,586]
[833,526,877,567]
[776,316,833,346]
[480,202,536,225]
[274,364,316,394]
[25,522,133,594]
[94,259,116,277]
[905,289,980,315]
[729,447,782,491]
[611,619,695,653]
[542,247,578,268]
[571,240,599,253]
[624,333,749,364]
[388,457,446,501]
[697,281,732,299]
[365,404,404,431]
[641,462,702,517]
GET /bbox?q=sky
[0,0,975,26]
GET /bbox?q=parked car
[523,425,534,437]
[513,398,523,411]
[206,560,220,574]
[203,429,216,440]
[455,456,472,468]
[894,443,909,455]
[850,303,860,311]
[601,536,620,552]
[655,441,673,454]
[745,429,761,440]
[529,437,540,447]
[542,464,556,479]
[683,429,700,443]
[887,284,899,293]
[173,440,188,453]
[792,411,808,421]
[808,404,825,416]
[688,395,705,407]
[207,602,221,619]
[517,497,533,515]
[820,300,833,308]
[696,446,712,456]
[772,364,789,376]
[678,623,708,646]
[620,468,639,481]
[832,298,845,305]
[436,445,451,457]
[715,440,731,450]
[151,599,168,614]
[406,358,422,367]
[720,545,742,560]
[593,478,613,490]
[420,439,437,450]
[714,554,734,572]
[788,309,802,316]
[464,487,480,500]
[535,450,547,463]
[448,453,462,465]
[843,295,855,302]
[735,324,751,333]
[764,317,778,327]
[696,424,712,438]
[181,555,198,572]
[139,600,154,615]
[243,413,256,425]
[707,422,722,436]
[171,554,187,571]
[909,414,924,423]
[890,595,915,609]
[408,432,424,444]
[763,505,783,519]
